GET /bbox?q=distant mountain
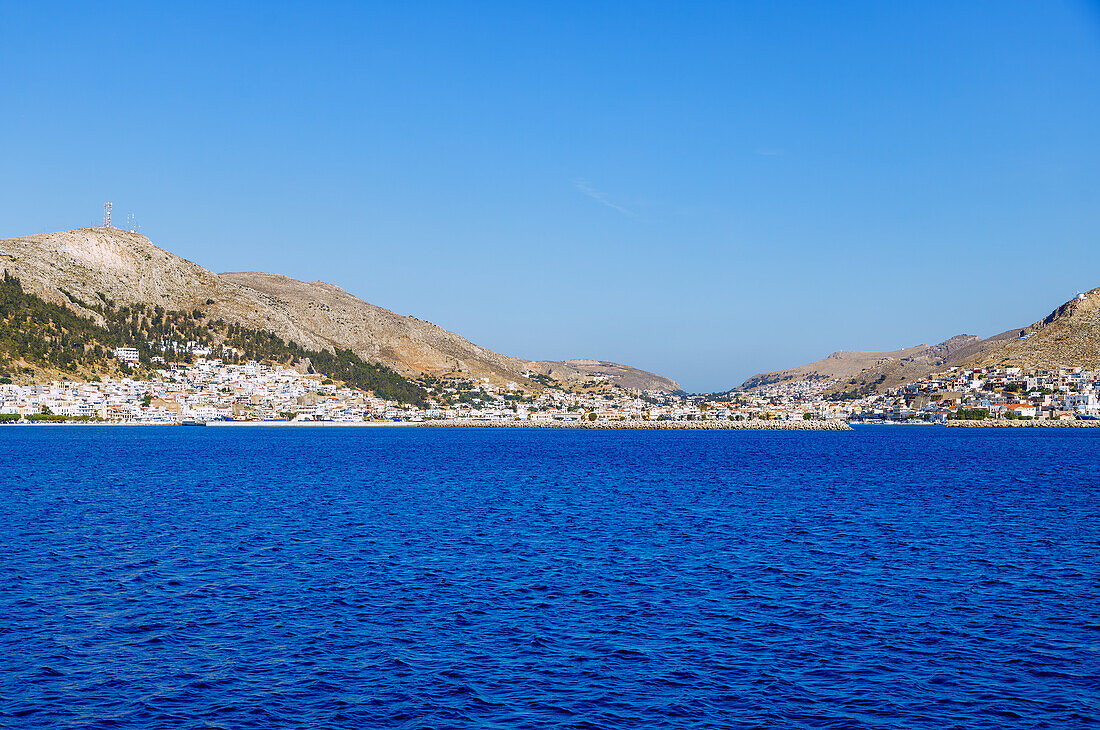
[741,335,983,397]
[740,288,1100,396]
[0,228,678,391]
[528,359,681,393]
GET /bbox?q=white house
[114,347,140,363]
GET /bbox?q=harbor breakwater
[945,419,1100,428]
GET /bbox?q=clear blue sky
[2,1,1099,391]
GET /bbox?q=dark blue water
[1,426,1098,728]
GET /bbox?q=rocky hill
[220,271,531,384]
[740,288,1100,396]
[0,227,677,391]
[528,359,681,393]
[964,287,1100,371]
[741,336,981,395]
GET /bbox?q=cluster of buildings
[0,358,799,424]
[1,359,394,423]
[5,350,1097,425]
[883,365,1100,422]
[742,365,1100,423]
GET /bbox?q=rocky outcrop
[0,227,678,391]
[962,287,1100,371]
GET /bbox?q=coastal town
[2,346,1099,426]
[4,221,1099,428]
[735,363,1100,423]
[0,353,703,425]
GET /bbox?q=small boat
[180,418,206,426]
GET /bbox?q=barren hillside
[528,359,681,393]
[742,336,981,394]
[739,287,1100,396]
[964,287,1100,371]
[0,228,678,391]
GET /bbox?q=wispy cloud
[573,179,633,216]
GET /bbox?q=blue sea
[1,426,1098,729]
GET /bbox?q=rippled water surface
[2,426,1099,728]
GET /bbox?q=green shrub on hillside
[0,271,427,405]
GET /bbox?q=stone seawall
[419,419,852,431]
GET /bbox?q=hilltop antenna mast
[103,202,112,228]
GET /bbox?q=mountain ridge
[0,228,680,392]
[740,288,1100,396]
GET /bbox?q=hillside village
[736,363,1100,423]
[4,343,1100,425]
[1,346,685,425]
[0,354,687,424]
[2,227,1100,426]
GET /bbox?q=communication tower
[103,202,112,228]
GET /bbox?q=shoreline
[6,419,1100,430]
[418,419,853,431]
[854,420,1100,428]
[944,419,1100,428]
[1,419,852,430]
[206,420,417,427]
